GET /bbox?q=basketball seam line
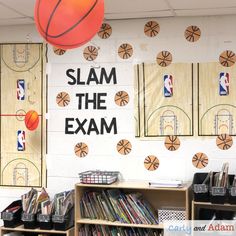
[45,0,98,38]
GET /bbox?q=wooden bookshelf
[0,225,74,236]
[75,181,192,235]
[192,200,236,220]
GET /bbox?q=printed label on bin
[194,184,208,193]
[230,187,236,196]
[22,213,35,222]
[2,212,13,221]
[211,187,226,196]
[37,214,51,222]
[52,215,65,223]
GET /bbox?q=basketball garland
[74,142,89,157]
[83,46,99,61]
[144,21,160,37]
[156,51,172,67]
[164,136,180,151]
[56,92,70,107]
[44,19,236,173]
[117,139,132,155]
[144,156,159,171]
[97,23,112,39]
[184,26,201,42]
[192,152,209,169]
[118,43,133,59]
[53,47,66,56]
[216,134,233,150]
[219,50,236,67]
[34,0,104,49]
[114,91,129,106]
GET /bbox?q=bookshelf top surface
[76,181,191,191]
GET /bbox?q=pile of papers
[149,180,183,188]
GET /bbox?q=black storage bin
[37,213,53,230]
[21,212,38,229]
[210,174,234,204]
[228,175,236,204]
[210,186,227,204]
[192,172,209,202]
[0,200,22,228]
[229,187,236,204]
[52,207,74,231]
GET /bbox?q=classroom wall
[0,15,236,217]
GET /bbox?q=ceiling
[0,0,236,25]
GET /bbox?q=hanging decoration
[34,0,104,49]
[25,110,39,131]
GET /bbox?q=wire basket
[79,170,120,184]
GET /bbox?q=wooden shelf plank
[76,181,191,191]
[76,219,164,229]
[1,225,74,234]
[193,201,236,208]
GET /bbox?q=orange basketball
[156,51,172,67]
[25,110,39,131]
[144,155,159,171]
[34,0,104,49]
[219,50,236,67]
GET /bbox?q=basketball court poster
[0,44,46,187]
[198,62,236,136]
[135,62,193,137]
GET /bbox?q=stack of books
[80,189,158,224]
[79,225,163,235]
[21,188,50,214]
[53,190,75,216]
[21,188,74,216]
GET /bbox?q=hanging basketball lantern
[34,0,104,49]
[25,110,39,131]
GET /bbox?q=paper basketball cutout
[118,43,133,59]
[156,51,172,67]
[184,26,201,42]
[219,50,236,67]
[83,46,98,61]
[144,21,160,37]
[56,92,70,107]
[144,155,159,171]
[97,23,112,39]
[74,142,89,157]
[216,134,233,150]
[34,0,104,49]
[53,47,66,55]
[115,91,129,106]
[117,139,132,155]
[192,152,208,169]
[164,136,180,151]
[25,110,39,131]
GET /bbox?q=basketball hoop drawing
[160,110,178,135]
[13,162,29,186]
[215,109,233,135]
[13,44,29,66]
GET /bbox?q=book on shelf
[79,224,163,236]
[80,189,159,225]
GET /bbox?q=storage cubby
[75,181,191,235]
